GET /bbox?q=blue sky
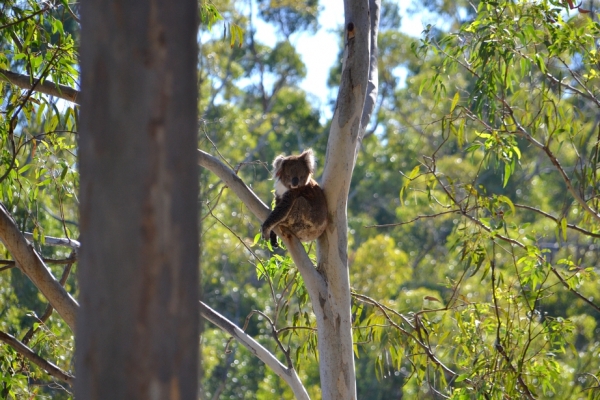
[254,1,427,115]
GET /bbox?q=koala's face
[273,149,315,196]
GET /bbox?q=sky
[253,1,427,115]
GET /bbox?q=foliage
[0,1,78,397]
[200,0,244,47]
[391,0,600,396]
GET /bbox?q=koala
[261,149,328,248]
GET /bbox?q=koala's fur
[261,149,328,247]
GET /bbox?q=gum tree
[199,0,380,398]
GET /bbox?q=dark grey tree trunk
[76,0,199,398]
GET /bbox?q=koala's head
[272,149,316,196]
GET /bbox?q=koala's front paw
[261,224,271,242]
[269,231,279,248]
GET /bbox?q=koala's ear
[272,155,285,176]
[301,149,316,173]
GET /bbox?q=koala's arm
[261,192,297,241]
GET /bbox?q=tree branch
[424,161,600,314]
[0,330,75,386]
[0,5,50,30]
[23,232,81,249]
[352,293,462,381]
[0,203,78,332]
[243,310,293,368]
[200,301,309,400]
[514,203,600,239]
[0,68,80,104]
[490,254,535,400]
[198,150,269,221]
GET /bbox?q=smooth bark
[315,1,376,398]
[76,0,199,398]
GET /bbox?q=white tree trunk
[313,1,378,398]
[199,1,379,398]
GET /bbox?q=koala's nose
[291,177,299,187]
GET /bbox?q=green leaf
[560,217,567,241]
[455,373,469,383]
[512,144,521,160]
[52,19,64,35]
[19,164,33,174]
[408,165,420,180]
[503,162,511,187]
[60,165,69,181]
[497,195,515,215]
[450,92,460,113]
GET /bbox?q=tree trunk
[76,0,199,398]
[312,1,375,398]
[198,1,379,398]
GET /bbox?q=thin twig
[207,208,276,304]
[243,310,293,368]
[423,160,600,314]
[352,293,461,380]
[1,48,66,185]
[514,203,600,238]
[490,244,535,400]
[0,5,50,30]
[368,208,467,228]
[435,41,600,223]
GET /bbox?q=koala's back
[277,179,327,242]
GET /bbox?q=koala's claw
[269,230,279,248]
[261,224,279,248]
[261,224,270,241]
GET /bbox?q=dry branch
[23,232,81,249]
